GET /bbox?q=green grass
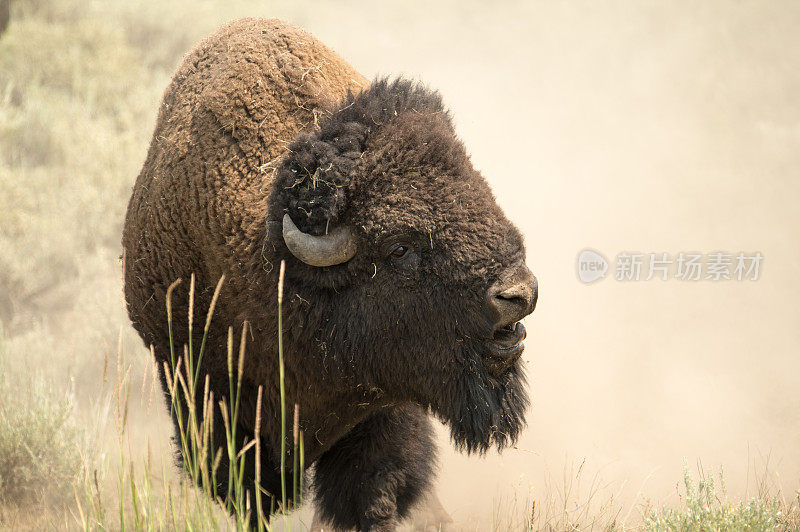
[643,466,799,531]
[68,265,304,531]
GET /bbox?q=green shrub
[0,334,84,506]
[644,467,793,531]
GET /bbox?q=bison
[123,17,538,531]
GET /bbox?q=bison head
[270,78,537,453]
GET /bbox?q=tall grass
[69,262,305,531]
[489,458,625,531]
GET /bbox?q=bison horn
[282,214,357,267]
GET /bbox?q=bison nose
[486,265,538,328]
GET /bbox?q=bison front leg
[310,491,453,532]
[311,404,438,531]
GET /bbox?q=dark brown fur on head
[271,78,529,453]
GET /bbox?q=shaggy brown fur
[123,17,536,531]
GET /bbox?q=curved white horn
[282,214,357,267]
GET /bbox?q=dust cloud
[285,0,800,525]
[6,0,800,528]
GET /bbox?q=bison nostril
[494,296,527,321]
[496,290,528,308]
[492,292,529,321]
[486,268,537,328]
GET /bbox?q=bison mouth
[485,322,526,376]
[443,321,529,454]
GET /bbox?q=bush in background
[644,466,799,531]
[0,332,83,508]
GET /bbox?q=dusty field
[1,0,799,529]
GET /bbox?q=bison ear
[274,121,368,236]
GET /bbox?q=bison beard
[444,353,529,454]
[122,18,537,531]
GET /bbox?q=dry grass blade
[203,275,225,334]
[237,327,246,391]
[147,345,157,411]
[165,278,183,325]
[162,361,175,398]
[277,261,285,304]
[236,439,256,460]
[188,273,195,335]
[227,326,234,381]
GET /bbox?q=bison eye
[390,245,409,258]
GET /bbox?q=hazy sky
[265,1,800,524]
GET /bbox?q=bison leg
[310,490,453,532]
[311,404,438,531]
[407,490,453,531]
